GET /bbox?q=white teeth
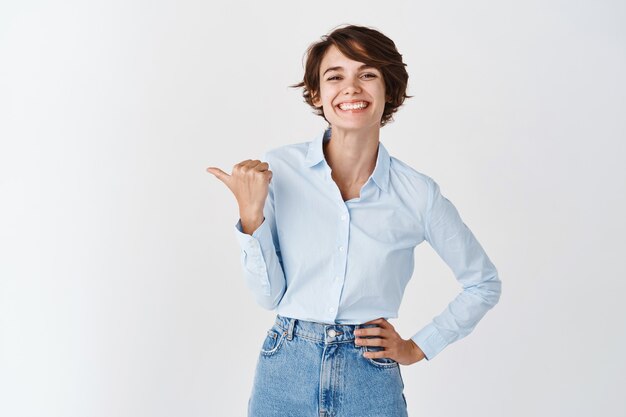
[338,101,369,110]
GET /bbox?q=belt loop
[287,317,296,340]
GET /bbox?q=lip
[336,100,371,114]
[336,100,370,107]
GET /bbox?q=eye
[326,73,377,81]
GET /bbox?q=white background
[1,1,625,416]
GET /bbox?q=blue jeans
[248,314,409,417]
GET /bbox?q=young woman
[207,24,502,417]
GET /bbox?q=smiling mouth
[337,101,370,111]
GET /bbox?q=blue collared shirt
[233,127,501,360]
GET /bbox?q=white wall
[1,1,625,416]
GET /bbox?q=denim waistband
[274,314,381,343]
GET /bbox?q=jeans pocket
[260,326,287,356]
[363,344,399,368]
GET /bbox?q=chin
[332,118,380,128]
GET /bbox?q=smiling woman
[289,25,412,128]
[206,23,501,417]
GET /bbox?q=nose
[342,76,362,95]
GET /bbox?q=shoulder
[388,154,436,194]
[260,132,319,174]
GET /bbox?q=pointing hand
[206,159,273,233]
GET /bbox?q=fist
[206,159,273,218]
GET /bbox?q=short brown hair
[289,24,412,127]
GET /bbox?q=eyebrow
[322,64,377,76]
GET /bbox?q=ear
[311,92,322,108]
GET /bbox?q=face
[312,44,389,132]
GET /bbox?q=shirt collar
[304,127,390,192]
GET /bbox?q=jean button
[327,329,337,337]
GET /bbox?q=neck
[323,125,380,187]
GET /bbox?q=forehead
[319,44,370,73]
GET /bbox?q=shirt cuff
[234,217,273,295]
[234,217,269,245]
[410,323,450,361]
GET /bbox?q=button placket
[327,205,350,321]
[325,199,350,322]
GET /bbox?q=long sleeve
[411,178,502,360]
[233,155,286,310]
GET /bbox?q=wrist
[240,214,264,235]
[408,339,425,362]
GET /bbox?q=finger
[254,161,270,172]
[356,327,383,337]
[243,159,263,168]
[235,159,253,167]
[245,160,270,173]
[206,167,231,184]
[237,160,269,175]
[363,349,389,359]
[356,337,385,346]
[231,160,253,173]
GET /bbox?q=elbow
[490,277,502,307]
[480,262,502,307]
[483,271,502,307]
[466,270,502,308]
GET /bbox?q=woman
[207,24,502,417]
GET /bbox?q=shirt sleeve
[410,178,502,361]
[233,153,287,310]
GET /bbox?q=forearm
[234,217,287,309]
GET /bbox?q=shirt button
[327,329,337,337]
[334,276,340,281]
[341,214,347,220]
[329,307,335,313]
[339,246,344,252]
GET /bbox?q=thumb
[206,166,231,186]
